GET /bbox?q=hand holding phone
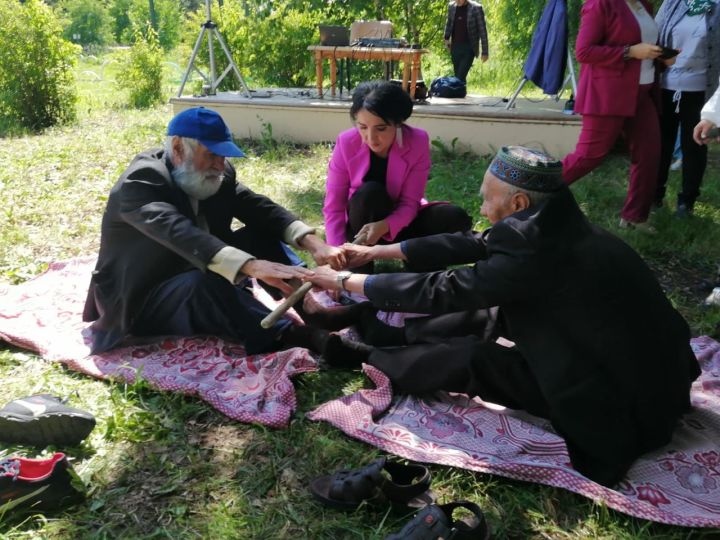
[659,46,680,60]
[702,127,720,140]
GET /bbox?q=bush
[0,0,79,131]
[59,0,111,47]
[117,25,164,108]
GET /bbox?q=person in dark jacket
[83,107,363,362]
[444,0,489,82]
[305,146,700,487]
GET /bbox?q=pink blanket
[309,337,720,527]
[0,258,318,428]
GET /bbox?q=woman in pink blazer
[323,81,471,270]
[562,0,675,230]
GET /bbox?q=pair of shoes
[0,394,96,447]
[310,457,435,510]
[618,218,657,234]
[670,158,683,171]
[385,501,490,540]
[0,453,85,514]
[675,203,693,218]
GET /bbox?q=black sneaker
[0,453,84,514]
[0,394,96,447]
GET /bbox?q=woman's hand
[628,43,662,60]
[355,220,390,246]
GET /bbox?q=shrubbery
[117,26,165,108]
[0,0,79,131]
[59,0,112,48]
[126,0,183,50]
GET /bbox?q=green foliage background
[0,0,79,131]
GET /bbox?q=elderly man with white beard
[83,107,363,363]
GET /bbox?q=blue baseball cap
[167,107,245,158]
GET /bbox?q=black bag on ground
[429,76,467,98]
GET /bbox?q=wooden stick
[259,233,367,329]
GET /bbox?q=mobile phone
[659,46,680,60]
[702,127,720,140]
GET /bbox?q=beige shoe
[618,218,657,234]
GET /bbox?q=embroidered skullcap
[489,146,563,192]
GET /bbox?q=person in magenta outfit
[323,80,472,270]
[562,0,676,231]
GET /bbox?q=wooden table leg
[402,61,410,94]
[330,56,337,97]
[314,51,323,98]
[409,53,420,100]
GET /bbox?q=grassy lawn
[1,54,720,539]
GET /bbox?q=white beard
[172,161,224,200]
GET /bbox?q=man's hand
[342,243,378,269]
[444,38,451,50]
[241,259,314,295]
[298,233,346,269]
[303,265,341,292]
[355,220,389,246]
[693,119,718,145]
[310,243,347,270]
[481,54,489,63]
[628,43,662,60]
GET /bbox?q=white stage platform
[170,89,581,158]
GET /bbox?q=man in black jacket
[84,107,358,361]
[306,146,700,487]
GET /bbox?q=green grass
[1,53,720,539]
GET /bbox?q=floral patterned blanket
[0,258,318,428]
[309,337,720,527]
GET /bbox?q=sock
[322,334,373,369]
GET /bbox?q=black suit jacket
[366,187,700,485]
[83,148,298,353]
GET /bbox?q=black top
[83,148,299,353]
[366,187,700,486]
[363,151,388,186]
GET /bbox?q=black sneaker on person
[0,394,96,447]
[0,453,85,515]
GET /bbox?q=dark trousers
[562,84,660,223]
[346,181,473,271]
[132,227,300,354]
[367,308,550,418]
[656,89,708,209]
[451,42,475,82]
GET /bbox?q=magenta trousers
[562,84,660,223]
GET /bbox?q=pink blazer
[323,124,431,246]
[574,0,657,117]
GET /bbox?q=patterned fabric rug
[0,257,318,428]
[309,336,720,527]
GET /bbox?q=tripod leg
[213,29,252,98]
[505,77,528,110]
[178,27,207,97]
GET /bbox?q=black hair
[349,80,413,125]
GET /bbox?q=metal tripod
[177,0,251,98]
[505,48,577,110]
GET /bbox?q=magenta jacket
[323,124,431,246]
[574,0,657,117]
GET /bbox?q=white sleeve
[701,82,720,125]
